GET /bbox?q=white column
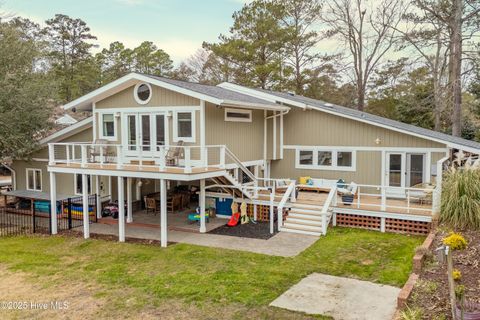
[135,179,141,201]
[199,179,206,233]
[160,179,167,247]
[127,177,133,223]
[118,176,125,242]
[108,176,112,199]
[95,175,101,219]
[269,188,274,234]
[82,173,90,239]
[253,204,257,221]
[49,172,57,235]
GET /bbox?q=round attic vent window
[134,83,152,104]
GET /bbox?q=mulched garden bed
[208,221,278,240]
[406,229,480,319]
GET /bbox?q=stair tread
[285,218,323,226]
[281,227,322,236]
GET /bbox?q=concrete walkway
[87,223,318,257]
[270,273,400,320]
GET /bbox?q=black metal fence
[58,195,97,231]
[0,194,97,237]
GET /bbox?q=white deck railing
[336,183,435,215]
[48,142,251,174]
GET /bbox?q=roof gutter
[221,100,290,112]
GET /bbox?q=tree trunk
[450,0,463,137]
[357,81,365,111]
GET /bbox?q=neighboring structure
[7,72,480,245]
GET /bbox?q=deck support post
[199,179,206,233]
[118,176,125,242]
[82,173,90,239]
[160,179,167,247]
[95,175,101,220]
[253,204,257,221]
[49,172,57,235]
[127,177,133,223]
[332,213,337,227]
[380,217,386,233]
[269,188,274,234]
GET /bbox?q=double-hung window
[296,148,356,171]
[100,113,116,140]
[26,168,42,191]
[173,111,195,143]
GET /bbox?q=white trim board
[39,117,93,145]
[283,145,449,153]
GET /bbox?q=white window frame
[99,112,117,141]
[224,108,252,123]
[74,174,92,195]
[295,148,356,171]
[133,82,153,105]
[173,110,196,143]
[26,168,42,191]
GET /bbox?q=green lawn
[0,228,423,319]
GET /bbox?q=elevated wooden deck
[50,162,224,175]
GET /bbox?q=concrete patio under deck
[84,222,318,257]
[99,208,225,233]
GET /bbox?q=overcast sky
[3,0,254,64]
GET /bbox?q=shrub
[442,232,468,250]
[452,269,462,281]
[440,168,480,229]
[400,306,423,320]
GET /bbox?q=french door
[385,152,425,197]
[123,112,168,157]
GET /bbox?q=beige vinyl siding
[11,127,94,194]
[271,149,381,184]
[283,108,446,148]
[205,103,264,162]
[270,108,448,185]
[95,85,199,109]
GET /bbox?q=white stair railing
[321,186,337,235]
[277,181,296,230]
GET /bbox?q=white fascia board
[39,117,93,145]
[47,165,227,181]
[221,100,289,111]
[218,82,307,109]
[63,73,224,111]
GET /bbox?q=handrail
[223,147,257,182]
[277,181,296,230]
[321,186,337,235]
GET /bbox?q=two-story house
[6,72,480,246]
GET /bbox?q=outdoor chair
[180,192,190,209]
[89,139,114,163]
[167,194,182,213]
[145,197,159,215]
[165,141,184,166]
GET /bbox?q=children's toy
[187,207,210,224]
[101,201,126,219]
[227,212,240,227]
[240,201,248,224]
[64,204,94,216]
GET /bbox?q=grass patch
[0,227,422,318]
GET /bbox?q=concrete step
[281,226,322,237]
[285,217,323,227]
[288,208,324,215]
[283,222,323,233]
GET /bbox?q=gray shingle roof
[142,74,281,108]
[255,88,480,151]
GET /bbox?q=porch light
[375,137,381,145]
[114,112,121,118]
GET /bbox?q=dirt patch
[59,229,177,246]
[0,266,104,320]
[208,221,278,240]
[407,229,480,319]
